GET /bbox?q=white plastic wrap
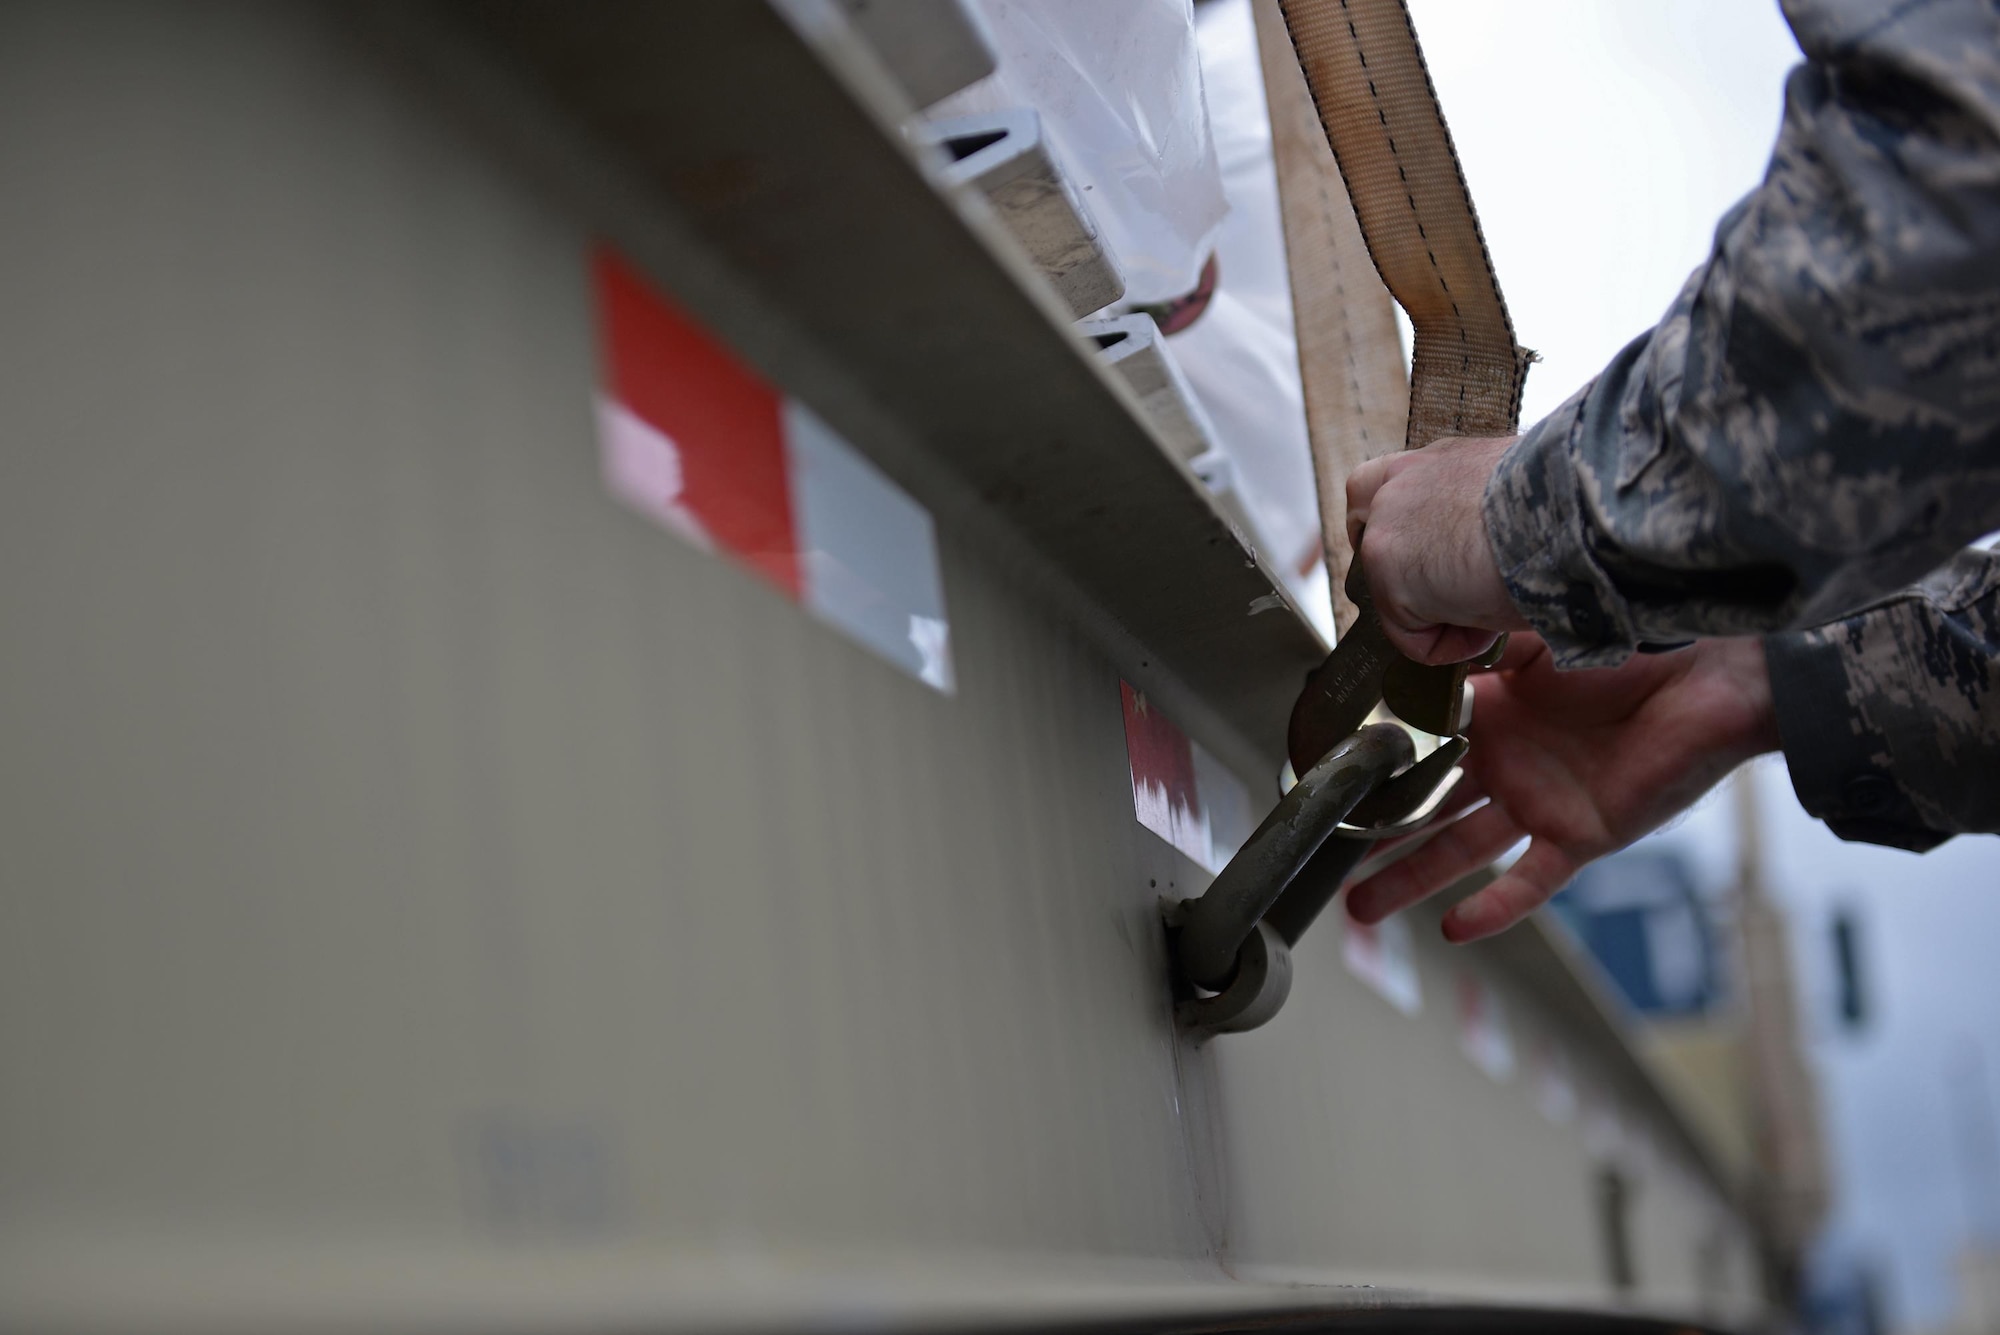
[931,0,1228,306]
[1170,0,1334,639]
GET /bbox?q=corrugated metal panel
[0,4,1764,1329]
[1219,899,1757,1310]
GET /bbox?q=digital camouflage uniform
[1484,0,2000,850]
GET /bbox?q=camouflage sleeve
[1764,547,2000,849]
[1482,0,2000,669]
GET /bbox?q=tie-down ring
[1166,721,1462,1035]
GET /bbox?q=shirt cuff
[1482,376,1640,669]
[1763,628,1951,853]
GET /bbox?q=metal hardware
[1284,562,1401,776]
[1172,918,1294,1035]
[1339,735,1467,836]
[1169,558,1499,1035]
[1285,555,1502,776]
[1170,723,1412,1028]
[1170,471,1518,1037]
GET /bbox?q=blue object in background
[1553,849,1722,1019]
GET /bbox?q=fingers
[1345,801,1525,926]
[1345,439,1525,661]
[1440,839,1579,943]
[1344,455,1392,551]
[1379,620,1503,668]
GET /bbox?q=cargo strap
[1275,0,1532,449]
[1170,0,1531,1036]
[1250,0,1405,635]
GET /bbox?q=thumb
[1344,458,1391,550]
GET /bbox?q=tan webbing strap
[1251,0,1407,635]
[1275,0,1531,453]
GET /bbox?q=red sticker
[1120,681,1206,865]
[593,246,800,597]
[592,244,954,693]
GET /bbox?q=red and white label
[594,247,952,692]
[1118,683,1252,875]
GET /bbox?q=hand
[1344,633,1782,943]
[1345,435,1528,665]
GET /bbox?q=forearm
[1766,547,2000,848]
[1487,0,2000,667]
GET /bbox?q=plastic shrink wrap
[1174,0,1336,638]
[927,0,1344,638]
